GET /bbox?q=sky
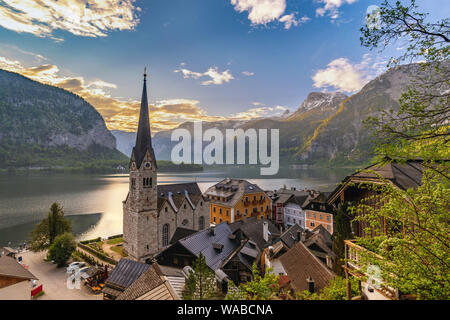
[0,0,448,132]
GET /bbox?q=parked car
[66,262,86,273]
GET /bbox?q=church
[123,70,210,262]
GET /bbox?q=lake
[0,166,354,247]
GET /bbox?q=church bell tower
[123,68,158,262]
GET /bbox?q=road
[20,251,103,300]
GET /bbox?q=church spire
[133,68,156,168]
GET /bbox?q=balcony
[344,240,398,300]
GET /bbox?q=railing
[344,240,398,300]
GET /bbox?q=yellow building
[204,179,271,224]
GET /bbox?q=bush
[48,233,77,267]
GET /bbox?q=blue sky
[0,0,448,131]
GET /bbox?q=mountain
[145,62,441,166]
[297,63,442,165]
[0,69,127,169]
[111,130,136,157]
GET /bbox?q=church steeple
[132,68,157,169]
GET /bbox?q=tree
[182,254,217,300]
[29,202,72,251]
[353,0,450,300]
[48,233,77,268]
[332,203,353,275]
[225,264,280,300]
[353,170,449,299]
[294,276,360,300]
[361,0,449,163]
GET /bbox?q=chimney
[306,277,315,293]
[210,226,216,236]
[326,255,332,269]
[263,221,269,242]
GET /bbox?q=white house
[284,201,305,229]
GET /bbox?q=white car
[66,262,86,273]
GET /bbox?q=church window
[165,207,168,212]
[162,224,170,247]
[184,204,187,209]
[182,219,188,226]
[199,216,205,230]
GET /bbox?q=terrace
[344,240,399,300]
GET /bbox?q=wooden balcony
[344,240,398,300]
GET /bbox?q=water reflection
[0,167,354,247]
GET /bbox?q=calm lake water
[0,167,354,247]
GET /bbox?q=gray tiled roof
[106,258,150,289]
[170,227,197,244]
[116,264,165,300]
[0,255,37,280]
[229,217,279,250]
[280,223,305,249]
[179,223,240,271]
[279,241,334,293]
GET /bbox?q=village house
[205,179,271,225]
[157,218,280,286]
[327,159,430,300]
[0,254,38,300]
[262,240,334,294]
[303,192,334,234]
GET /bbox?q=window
[319,214,323,220]
[253,196,256,201]
[326,215,330,221]
[310,222,315,227]
[226,210,229,216]
[199,216,205,230]
[327,225,330,231]
[261,207,263,212]
[219,218,222,223]
[162,224,170,247]
[237,210,240,215]
[213,207,216,213]
[245,197,248,202]
[213,217,216,223]
[219,208,222,214]
[182,219,189,226]
[143,177,152,188]
[260,195,263,200]
[184,204,186,209]
[165,207,168,212]
[313,213,317,219]
[200,201,203,206]
[245,209,248,215]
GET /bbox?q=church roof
[132,71,157,169]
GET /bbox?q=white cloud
[230,0,308,29]
[242,71,255,76]
[315,0,358,20]
[312,54,386,92]
[175,65,235,86]
[0,0,139,39]
[231,105,290,119]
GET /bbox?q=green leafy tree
[361,0,449,162]
[294,276,360,300]
[182,254,217,300]
[353,170,450,300]
[30,202,72,251]
[225,264,280,300]
[351,0,450,300]
[332,203,353,275]
[48,233,77,268]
